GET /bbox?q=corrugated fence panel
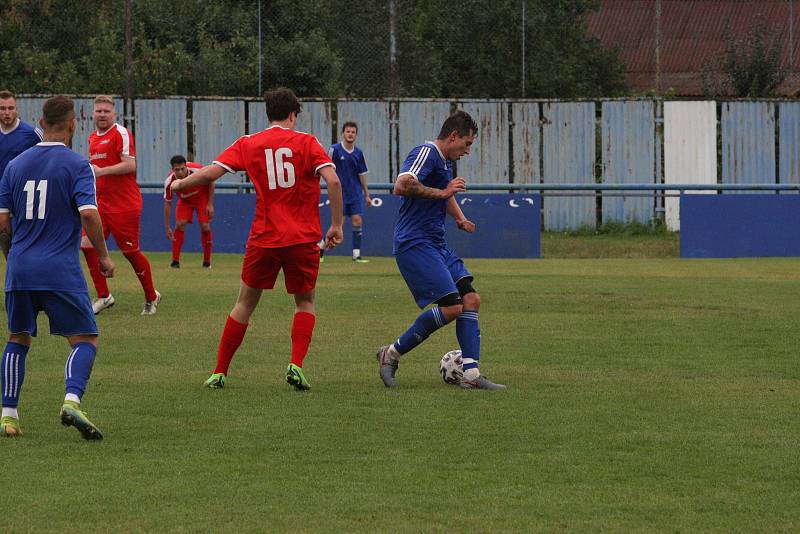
[511,103,541,185]
[456,102,509,185]
[398,101,451,174]
[18,98,124,159]
[663,101,717,231]
[779,102,800,185]
[601,101,655,223]
[296,101,333,147]
[542,102,596,230]
[336,101,392,183]
[247,101,267,134]
[721,101,776,191]
[192,100,246,186]
[14,97,47,128]
[134,99,187,184]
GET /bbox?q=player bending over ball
[376,110,505,390]
[171,87,343,391]
[163,155,215,268]
[0,96,114,440]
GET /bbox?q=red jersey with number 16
[213,125,334,248]
[88,123,141,213]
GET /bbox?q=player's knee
[462,291,480,310]
[352,215,362,227]
[175,221,188,231]
[9,333,31,346]
[68,334,98,348]
[438,303,463,323]
[200,223,211,232]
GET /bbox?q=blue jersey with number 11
[0,142,97,292]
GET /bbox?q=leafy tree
[702,20,786,97]
[0,0,628,98]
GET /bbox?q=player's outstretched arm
[172,164,227,192]
[93,156,135,177]
[206,182,215,219]
[319,166,344,249]
[0,213,11,258]
[394,174,466,199]
[359,172,372,207]
[80,209,115,277]
[164,201,173,241]
[447,195,476,233]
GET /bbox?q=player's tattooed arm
[0,214,11,258]
[394,174,466,200]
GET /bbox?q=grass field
[3,247,799,532]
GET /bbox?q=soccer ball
[439,350,463,385]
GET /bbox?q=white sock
[64,393,81,404]
[1,407,19,419]
[463,367,480,381]
[388,343,402,360]
[353,248,361,259]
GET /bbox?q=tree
[702,20,786,97]
[0,0,628,98]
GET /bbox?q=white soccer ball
[439,349,463,385]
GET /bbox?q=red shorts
[176,198,210,224]
[83,209,141,253]
[241,242,320,294]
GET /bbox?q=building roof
[586,0,800,96]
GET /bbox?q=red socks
[123,250,157,302]
[291,312,316,368]
[202,230,213,264]
[215,315,248,375]
[212,312,314,375]
[172,229,185,263]
[82,248,110,298]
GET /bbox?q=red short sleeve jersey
[213,125,334,248]
[163,161,208,205]
[88,123,141,213]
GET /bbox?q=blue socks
[2,342,29,408]
[394,307,448,355]
[64,342,97,400]
[353,228,363,250]
[457,311,481,372]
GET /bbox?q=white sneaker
[141,290,161,316]
[92,294,115,315]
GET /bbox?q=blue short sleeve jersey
[0,119,43,178]
[328,143,368,203]
[393,142,453,254]
[0,142,97,293]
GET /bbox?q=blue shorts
[5,291,98,337]
[395,242,472,309]
[344,199,364,218]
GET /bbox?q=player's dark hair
[437,110,478,139]
[264,87,302,122]
[342,121,358,132]
[41,95,74,129]
[170,154,187,166]
[0,90,14,100]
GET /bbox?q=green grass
[3,250,799,532]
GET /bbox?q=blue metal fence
[15,96,800,230]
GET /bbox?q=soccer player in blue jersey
[376,110,506,390]
[321,121,371,262]
[0,95,115,439]
[0,90,43,178]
